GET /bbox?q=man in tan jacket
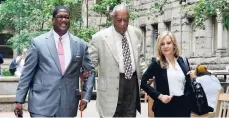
[88,4,146,117]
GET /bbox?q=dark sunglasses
[55,15,70,19]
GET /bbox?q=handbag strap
[182,57,196,84]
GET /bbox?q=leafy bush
[185,0,229,30]
[7,30,49,51]
[1,68,13,76]
[72,27,98,42]
[0,0,86,50]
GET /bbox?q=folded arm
[140,60,161,100]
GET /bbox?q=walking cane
[79,71,91,118]
[80,76,83,118]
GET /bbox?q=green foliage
[186,0,229,30]
[222,12,229,30]
[0,0,93,50]
[92,0,137,27]
[69,21,98,42]
[72,27,98,42]
[1,68,12,76]
[92,0,120,14]
[129,12,137,20]
[7,30,49,51]
[151,0,169,16]
[92,0,120,27]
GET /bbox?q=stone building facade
[83,0,229,72]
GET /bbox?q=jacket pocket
[97,80,107,92]
[72,55,81,62]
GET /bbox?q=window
[152,24,158,55]
[140,25,146,55]
[212,16,218,56]
[190,22,196,57]
[164,21,171,31]
[152,24,158,41]
[0,34,13,58]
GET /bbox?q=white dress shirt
[196,75,222,108]
[166,58,186,96]
[112,26,136,73]
[53,30,71,70]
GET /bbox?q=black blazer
[141,57,193,110]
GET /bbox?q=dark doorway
[0,34,13,58]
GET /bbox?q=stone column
[158,22,167,34]
[216,11,227,57]
[145,25,154,64]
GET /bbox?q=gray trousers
[113,72,138,117]
[30,112,50,117]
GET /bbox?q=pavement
[0,101,148,117]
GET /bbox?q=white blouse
[166,58,186,96]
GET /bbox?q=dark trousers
[154,95,191,117]
[113,72,138,117]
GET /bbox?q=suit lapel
[46,30,62,74]
[127,27,138,66]
[104,27,119,63]
[177,57,190,81]
[177,57,188,76]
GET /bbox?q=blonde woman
[141,31,195,117]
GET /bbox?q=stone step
[0,95,28,112]
[2,58,13,65]
[0,76,19,95]
[0,111,30,117]
[1,58,13,69]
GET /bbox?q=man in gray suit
[14,6,95,117]
[89,4,146,117]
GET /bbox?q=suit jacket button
[116,88,118,90]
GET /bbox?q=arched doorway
[0,34,13,58]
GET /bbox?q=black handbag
[182,57,209,115]
[190,80,209,115]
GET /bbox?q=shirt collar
[112,25,126,38]
[166,56,178,65]
[52,29,69,42]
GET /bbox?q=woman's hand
[187,71,196,80]
[158,94,173,104]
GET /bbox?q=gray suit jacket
[15,30,95,117]
[89,25,147,117]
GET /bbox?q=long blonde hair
[155,31,180,69]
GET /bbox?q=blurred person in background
[195,65,222,112]
[14,48,28,77]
